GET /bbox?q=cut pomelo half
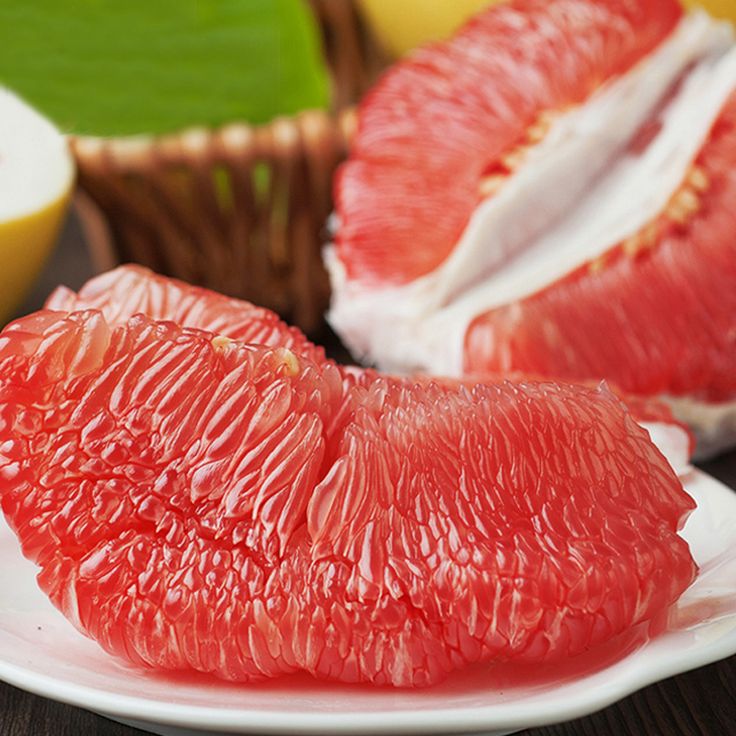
[47,265,694,473]
[328,0,736,457]
[0,88,74,321]
[0,309,696,686]
[335,0,684,286]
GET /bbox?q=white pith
[327,12,736,449]
[662,396,736,461]
[0,88,74,221]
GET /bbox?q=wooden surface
[0,216,734,736]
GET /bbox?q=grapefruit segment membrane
[47,266,694,473]
[328,0,736,455]
[0,309,696,686]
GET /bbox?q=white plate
[1,469,735,736]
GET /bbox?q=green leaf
[0,0,330,137]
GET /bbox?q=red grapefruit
[328,0,736,454]
[0,309,696,685]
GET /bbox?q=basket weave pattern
[71,0,385,335]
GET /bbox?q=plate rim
[1,638,734,735]
[0,469,734,735]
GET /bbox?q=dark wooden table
[0,216,734,736]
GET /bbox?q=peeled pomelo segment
[329,11,736,377]
[302,378,696,683]
[335,0,683,286]
[51,265,693,471]
[0,310,696,686]
[0,311,341,680]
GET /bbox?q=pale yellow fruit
[358,0,494,57]
[686,1,736,24]
[0,89,74,323]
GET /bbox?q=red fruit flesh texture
[0,311,344,680]
[335,0,682,285]
[460,371,694,453]
[46,266,376,393]
[46,265,327,367]
[465,91,736,403]
[48,266,690,442]
[0,310,696,686]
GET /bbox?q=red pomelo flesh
[46,265,327,367]
[48,266,693,464]
[0,309,696,686]
[335,0,682,285]
[465,91,736,402]
[47,266,376,396]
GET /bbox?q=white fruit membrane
[327,12,736,457]
[0,88,74,221]
[664,396,736,461]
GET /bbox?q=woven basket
[71,0,388,335]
